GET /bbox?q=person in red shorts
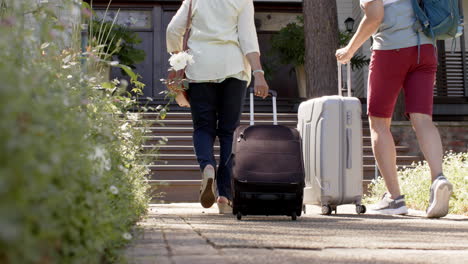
[336,0,453,217]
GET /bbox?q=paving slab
[125,203,468,264]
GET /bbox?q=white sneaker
[217,196,232,214]
[199,165,216,208]
[369,193,408,215]
[426,174,453,218]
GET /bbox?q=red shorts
[367,44,437,118]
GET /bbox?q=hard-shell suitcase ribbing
[297,63,366,215]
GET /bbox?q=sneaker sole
[427,181,453,218]
[200,170,215,208]
[369,206,408,215]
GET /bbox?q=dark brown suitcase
[230,89,305,221]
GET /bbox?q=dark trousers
[187,78,247,200]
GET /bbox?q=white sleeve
[237,0,260,55]
[166,0,191,53]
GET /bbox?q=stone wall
[391,121,468,157]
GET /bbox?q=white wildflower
[67,75,73,79]
[120,122,129,132]
[127,113,139,121]
[122,232,132,240]
[118,165,129,173]
[89,146,106,161]
[40,42,50,49]
[168,51,194,71]
[122,132,132,139]
[109,185,119,195]
[103,158,111,171]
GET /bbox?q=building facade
[93,0,468,120]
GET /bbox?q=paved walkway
[125,203,468,264]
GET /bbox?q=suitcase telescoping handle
[249,87,278,126]
[337,62,352,97]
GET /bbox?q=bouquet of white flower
[161,0,194,108]
[161,51,194,108]
[169,51,194,71]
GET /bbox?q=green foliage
[270,16,369,70]
[89,19,146,70]
[270,16,305,67]
[0,1,161,263]
[339,31,370,70]
[364,152,468,215]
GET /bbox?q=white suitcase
[297,63,366,215]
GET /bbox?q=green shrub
[0,1,159,263]
[364,152,468,215]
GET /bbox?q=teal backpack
[411,0,464,41]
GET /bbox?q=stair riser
[144,148,409,156]
[151,157,419,166]
[147,165,409,181]
[148,179,376,203]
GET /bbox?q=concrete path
[125,203,468,264]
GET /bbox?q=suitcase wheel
[291,211,297,221]
[321,205,332,215]
[356,205,366,215]
[236,212,242,220]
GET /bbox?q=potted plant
[270,16,306,98]
[270,16,369,98]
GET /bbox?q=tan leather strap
[182,0,192,51]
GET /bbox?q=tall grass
[364,152,468,215]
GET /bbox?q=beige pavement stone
[125,203,468,264]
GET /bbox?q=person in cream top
[166,0,269,212]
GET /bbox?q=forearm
[346,1,383,53]
[246,52,262,71]
[346,16,381,53]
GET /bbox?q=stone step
[144,135,373,146]
[147,154,420,167]
[147,166,395,203]
[142,126,371,137]
[143,144,410,155]
[146,164,411,181]
[137,112,300,120]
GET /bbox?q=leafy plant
[0,0,164,263]
[270,16,305,67]
[90,19,146,70]
[83,1,146,77]
[270,16,369,70]
[364,152,468,215]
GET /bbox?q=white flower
[118,165,129,173]
[120,122,129,132]
[122,132,132,139]
[89,146,106,161]
[109,61,119,66]
[109,185,119,195]
[127,113,139,121]
[67,75,73,79]
[40,42,50,49]
[122,232,132,240]
[168,51,194,71]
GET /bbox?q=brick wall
[391,121,468,157]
